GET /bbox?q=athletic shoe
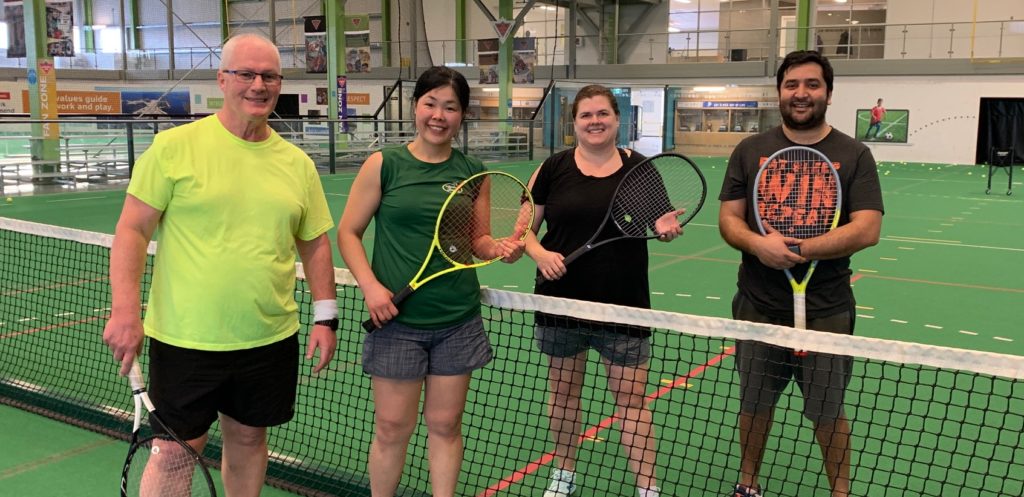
[543,468,577,497]
[732,483,763,497]
[638,486,661,497]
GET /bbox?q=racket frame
[538,152,707,284]
[120,359,217,497]
[751,145,842,334]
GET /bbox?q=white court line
[890,319,908,324]
[46,196,107,203]
[705,296,721,300]
[675,293,691,297]
[856,305,874,310]
[959,330,978,336]
[925,324,943,330]
[882,236,1024,253]
[879,257,898,261]
[994,337,1014,342]
[857,314,875,319]
[651,292,665,296]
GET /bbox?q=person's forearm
[719,214,760,255]
[109,226,150,316]
[337,230,382,288]
[297,234,336,302]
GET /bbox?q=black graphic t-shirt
[719,126,885,319]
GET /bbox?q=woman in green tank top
[337,66,524,497]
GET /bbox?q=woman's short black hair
[413,66,470,113]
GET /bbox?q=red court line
[476,346,736,497]
[0,315,105,340]
[850,273,864,284]
[0,276,107,298]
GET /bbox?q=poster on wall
[477,38,498,84]
[46,1,74,56]
[855,99,909,143]
[304,16,327,74]
[316,87,327,106]
[4,2,26,58]
[121,90,191,116]
[3,2,75,57]
[345,14,371,73]
[512,37,536,84]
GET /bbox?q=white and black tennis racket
[362,170,535,332]
[121,359,216,497]
[536,152,706,284]
[752,146,842,355]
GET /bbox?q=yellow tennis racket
[362,170,534,332]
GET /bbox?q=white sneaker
[638,486,661,497]
[543,468,577,497]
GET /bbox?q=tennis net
[2,216,1023,497]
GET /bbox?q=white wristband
[313,300,338,322]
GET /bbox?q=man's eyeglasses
[223,70,284,85]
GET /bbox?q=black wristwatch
[314,318,339,332]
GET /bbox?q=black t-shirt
[532,147,652,335]
[718,126,885,319]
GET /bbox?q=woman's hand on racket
[756,223,806,269]
[655,208,687,242]
[533,248,567,281]
[363,281,398,328]
[473,223,528,263]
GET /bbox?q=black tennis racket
[536,152,706,284]
[121,359,216,497]
[362,170,535,332]
[752,146,842,355]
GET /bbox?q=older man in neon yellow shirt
[103,33,337,496]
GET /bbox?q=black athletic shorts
[732,293,854,424]
[148,333,300,440]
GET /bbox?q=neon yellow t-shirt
[127,115,333,351]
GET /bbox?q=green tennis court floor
[2,157,1022,497]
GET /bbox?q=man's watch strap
[314,318,339,332]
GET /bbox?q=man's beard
[781,101,827,130]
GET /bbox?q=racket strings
[437,174,532,265]
[611,156,706,238]
[126,436,211,496]
[756,149,839,239]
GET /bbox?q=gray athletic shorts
[363,315,492,380]
[732,293,854,424]
[535,325,651,367]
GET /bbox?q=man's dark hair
[776,50,834,95]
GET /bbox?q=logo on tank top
[442,181,460,193]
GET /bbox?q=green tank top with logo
[371,145,486,329]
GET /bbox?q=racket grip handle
[793,294,808,356]
[793,295,807,329]
[360,286,414,333]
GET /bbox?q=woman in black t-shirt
[524,85,684,497]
